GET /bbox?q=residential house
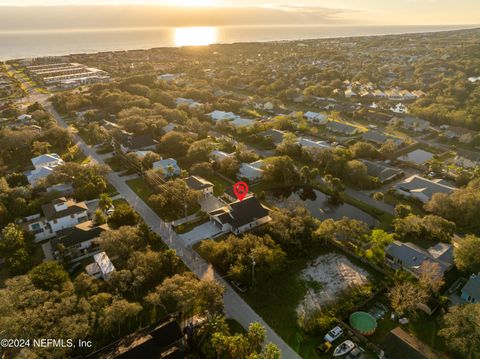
[399,90,417,101]
[297,138,331,150]
[175,97,201,108]
[402,117,430,132]
[17,114,33,122]
[344,89,357,98]
[443,125,476,144]
[224,186,253,203]
[210,150,235,163]
[115,133,158,154]
[238,160,265,182]
[304,111,328,125]
[385,89,403,101]
[26,153,64,186]
[454,150,480,169]
[461,273,480,304]
[152,158,181,177]
[326,121,360,136]
[385,241,454,277]
[51,220,108,261]
[209,196,271,235]
[85,252,115,280]
[163,123,177,133]
[362,130,404,147]
[209,110,239,122]
[395,175,456,203]
[260,129,286,145]
[91,317,185,358]
[382,327,438,359]
[23,197,89,242]
[185,176,214,196]
[46,183,74,196]
[361,160,404,183]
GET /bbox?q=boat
[333,340,355,357]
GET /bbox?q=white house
[210,150,235,163]
[152,158,181,177]
[85,252,115,280]
[176,97,201,108]
[209,196,271,235]
[26,153,64,186]
[22,197,89,242]
[454,151,480,169]
[304,111,328,125]
[297,138,331,150]
[209,110,239,122]
[185,176,214,196]
[344,89,357,98]
[238,160,265,182]
[17,114,33,122]
[395,175,456,203]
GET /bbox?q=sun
[174,27,217,47]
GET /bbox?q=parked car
[324,325,343,342]
[317,341,332,353]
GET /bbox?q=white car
[324,326,343,343]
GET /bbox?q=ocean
[0,25,472,61]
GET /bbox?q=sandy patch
[296,253,369,319]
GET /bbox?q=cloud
[0,4,359,31]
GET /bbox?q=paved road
[39,101,301,358]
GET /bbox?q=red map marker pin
[233,181,249,201]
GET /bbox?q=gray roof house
[362,130,404,147]
[461,274,480,304]
[260,129,286,145]
[361,160,404,183]
[326,121,359,135]
[394,175,456,203]
[385,241,454,277]
[152,158,181,177]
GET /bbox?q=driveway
[180,222,224,244]
[200,195,225,213]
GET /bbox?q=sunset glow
[174,26,217,46]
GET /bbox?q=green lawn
[204,172,233,196]
[126,177,199,221]
[127,177,155,204]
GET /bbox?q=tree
[417,261,444,294]
[349,141,379,159]
[267,206,320,253]
[147,178,200,217]
[439,303,480,358]
[388,281,428,316]
[263,156,300,185]
[0,223,34,275]
[453,234,480,273]
[28,261,69,291]
[97,226,144,266]
[394,214,455,243]
[147,272,224,318]
[218,157,240,178]
[199,234,286,284]
[108,203,139,228]
[99,298,142,336]
[394,204,413,218]
[159,131,190,157]
[211,322,279,359]
[98,193,113,213]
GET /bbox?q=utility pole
[251,257,256,287]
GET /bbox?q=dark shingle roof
[213,196,269,229]
[184,176,213,191]
[382,327,436,359]
[41,198,88,221]
[52,221,108,249]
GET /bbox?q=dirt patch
[296,253,369,319]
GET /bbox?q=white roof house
[304,111,328,125]
[27,153,64,186]
[86,252,115,280]
[395,175,456,203]
[176,97,201,108]
[231,118,255,128]
[210,150,235,163]
[209,110,239,122]
[238,161,265,182]
[31,153,63,170]
[298,138,331,150]
[152,158,181,177]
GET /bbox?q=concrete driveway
[180,221,223,244]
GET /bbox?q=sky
[0,0,479,29]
